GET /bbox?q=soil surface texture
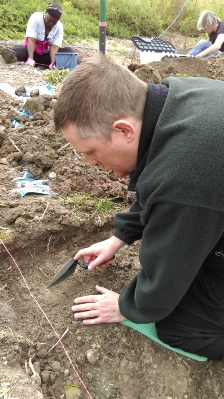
[0,35,224,399]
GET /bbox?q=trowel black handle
[77,261,90,269]
[77,257,114,269]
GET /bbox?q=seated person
[187,10,224,58]
[1,2,75,69]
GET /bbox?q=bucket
[55,53,78,69]
[140,51,168,64]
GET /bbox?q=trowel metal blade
[47,258,78,288]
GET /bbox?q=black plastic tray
[131,36,176,53]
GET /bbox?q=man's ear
[112,119,135,142]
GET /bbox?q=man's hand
[72,285,126,324]
[75,236,124,271]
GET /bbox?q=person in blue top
[1,2,74,69]
[187,10,224,58]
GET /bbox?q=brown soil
[0,35,224,399]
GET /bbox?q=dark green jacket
[114,77,224,323]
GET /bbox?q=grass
[63,384,81,399]
[67,195,123,220]
[0,229,11,241]
[46,68,71,84]
[0,0,224,42]
[69,195,118,211]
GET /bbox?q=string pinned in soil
[48,328,69,353]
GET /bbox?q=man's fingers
[73,286,110,305]
[95,285,110,294]
[73,310,98,319]
[72,303,92,312]
[73,295,99,304]
[83,317,103,325]
[71,287,124,324]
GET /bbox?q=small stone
[0,158,8,165]
[49,172,56,179]
[15,86,26,96]
[51,360,61,371]
[40,370,50,383]
[49,373,56,383]
[30,88,40,97]
[86,349,99,364]
[83,200,95,207]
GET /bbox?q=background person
[54,56,224,360]
[187,10,224,58]
[1,2,75,69]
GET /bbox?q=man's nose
[83,154,98,166]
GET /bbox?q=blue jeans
[187,39,221,58]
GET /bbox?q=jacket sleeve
[114,199,144,245]
[118,202,224,323]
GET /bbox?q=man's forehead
[62,126,103,151]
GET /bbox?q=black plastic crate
[131,36,176,53]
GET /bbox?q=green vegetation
[0,229,11,240]
[46,68,70,84]
[67,195,122,216]
[63,384,81,399]
[0,0,223,41]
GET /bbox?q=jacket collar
[128,82,168,192]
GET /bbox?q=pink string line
[19,59,50,67]
[0,239,93,399]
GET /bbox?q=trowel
[47,258,90,288]
[47,256,114,288]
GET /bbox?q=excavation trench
[1,44,224,399]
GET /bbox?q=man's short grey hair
[197,10,221,31]
[54,55,147,141]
